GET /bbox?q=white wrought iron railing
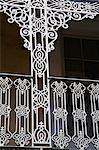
[1,73,99,149]
[0,73,32,147]
[0,73,51,149]
[49,76,99,150]
[0,0,99,150]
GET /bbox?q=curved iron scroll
[0,0,99,149]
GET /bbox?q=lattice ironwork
[88,83,99,149]
[70,82,90,150]
[51,81,71,149]
[0,0,99,149]
[0,76,32,146]
[50,78,99,150]
[0,77,12,146]
[13,78,31,146]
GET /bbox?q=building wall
[0,13,30,75]
[49,16,99,77]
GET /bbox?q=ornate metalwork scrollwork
[13,78,31,146]
[88,83,99,149]
[0,0,99,149]
[51,81,71,149]
[0,77,12,146]
[70,82,90,150]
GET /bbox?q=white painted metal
[13,78,31,146]
[88,84,99,149]
[0,77,32,146]
[1,76,99,149]
[51,81,71,149]
[0,0,99,149]
[70,82,90,150]
[0,77,12,146]
[50,79,99,149]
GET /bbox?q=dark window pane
[85,61,99,79]
[65,60,84,78]
[64,37,99,79]
[64,37,82,58]
[83,39,99,60]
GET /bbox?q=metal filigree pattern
[88,83,99,149]
[14,78,31,94]
[0,77,12,93]
[0,127,11,146]
[0,77,12,146]
[13,127,31,146]
[70,82,86,98]
[72,131,90,150]
[31,0,45,8]
[32,85,50,146]
[47,1,99,52]
[33,121,49,144]
[33,85,48,109]
[70,82,90,149]
[72,109,87,121]
[0,104,11,117]
[0,0,99,148]
[52,130,71,149]
[32,15,45,35]
[51,81,67,96]
[47,0,99,14]
[15,105,30,118]
[53,108,68,120]
[91,110,99,122]
[0,0,99,52]
[51,81,71,149]
[32,43,47,78]
[0,1,30,49]
[13,78,31,146]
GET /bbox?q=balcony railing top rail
[49,76,99,83]
[0,72,33,78]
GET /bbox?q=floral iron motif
[88,83,99,149]
[70,82,90,149]
[51,81,71,149]
[13,78,31,146]
[0,77,12,146]
[0,0,99,148]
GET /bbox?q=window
[64,37,99,79]
[49,16,99,78]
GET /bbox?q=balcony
[0,73,99,149]
[49,76,99,150]
[0,73,32,147]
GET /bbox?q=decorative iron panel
[50,77,99,150]
[0,75,32,147]
[0,0,99,149]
